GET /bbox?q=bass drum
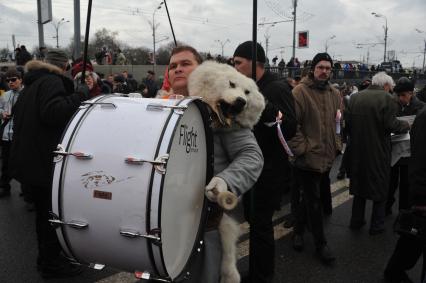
[51,95,213,281]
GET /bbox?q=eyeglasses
[6,77,18,83]
[315,66,332,71]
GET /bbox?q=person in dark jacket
[16,45,32,66]
[10,49,89,279]
[417,85,426,103]
[347,72,410,235]
[384,107,426,283]
[142,70,159,98]
[387,77,425,215]
[233,41,296,283]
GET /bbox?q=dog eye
[229,81,236,88]
[244,90,250,95]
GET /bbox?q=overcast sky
[1,0,425,68]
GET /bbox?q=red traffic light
[298,31,309,48]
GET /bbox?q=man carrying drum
[167,45,264,283]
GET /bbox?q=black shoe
[283,218,295,228]
[38,257,83,279]
[369,227,385,236]
[336,171,346,180]
[292,234,304,251]
[0,187,11,198]
[316,245,336,264]
[349,220,366,230]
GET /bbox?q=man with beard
[347,72,410,235]
[289,52,341,264]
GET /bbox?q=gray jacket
[0,88,21,141]
[213,126,264,196]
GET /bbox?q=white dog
[188,61,265,283]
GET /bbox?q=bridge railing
[267,67,426,82]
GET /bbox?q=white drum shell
[52,96,210,279]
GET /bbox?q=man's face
[233,56,252,78]
[122,71,128,79]
[6,76,22,91]
[398,91,413,105]
[168,51,199,93]
[313,60,332,81]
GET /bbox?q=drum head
[160,101,208,279]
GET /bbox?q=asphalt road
[0,156,422,283]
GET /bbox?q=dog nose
[230,97,246,114]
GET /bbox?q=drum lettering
[179,124,198,153]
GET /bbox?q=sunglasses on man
[6,77,19,83]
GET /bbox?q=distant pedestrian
[142,70,159,98]
[0,68,23,198]
[16,45,32,66]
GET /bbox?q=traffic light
[298,31,309,48]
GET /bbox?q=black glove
[75,84,90,100]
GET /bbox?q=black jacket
[254,71,296,180]
[394,95,425,116]
[409,108,426,206]
[10,60,87,188]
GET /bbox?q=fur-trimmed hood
[23,60,74,92]
[24,60,65,86]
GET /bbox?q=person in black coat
[387,77,425,215]
[234,41,296,283]
[384,107,426,283]
[10,49,89,279]
[16,45,32,66]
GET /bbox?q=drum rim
[55,94,115,264]
[147,97,213,280]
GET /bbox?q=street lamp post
[151,2,164,73]
[372,12,388,62]
[325,35,336,53]
[52,18,69,48]
[415,28,426,73]
[215,39,230,57]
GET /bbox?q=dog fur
[188,61,265,129]
[188,61,265,283]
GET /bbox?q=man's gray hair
[371,71,395,88]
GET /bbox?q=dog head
[188,61,265,129]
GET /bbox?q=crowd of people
[0,42,425,283]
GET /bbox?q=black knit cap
[311,52,333,69]
[233,41,266,63]
[394,77,414,93]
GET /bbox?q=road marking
[96,179,351,282]
[237,180,351,259]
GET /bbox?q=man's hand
[205,176,228,202]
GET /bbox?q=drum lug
[125,154,169,175]
[119,228,162,245]
[134,271,172,282]
[146,103,187,115]
[53,144,93,162]
[89,263,105,270]
[49,212,89,230]
[81,101,117,109]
